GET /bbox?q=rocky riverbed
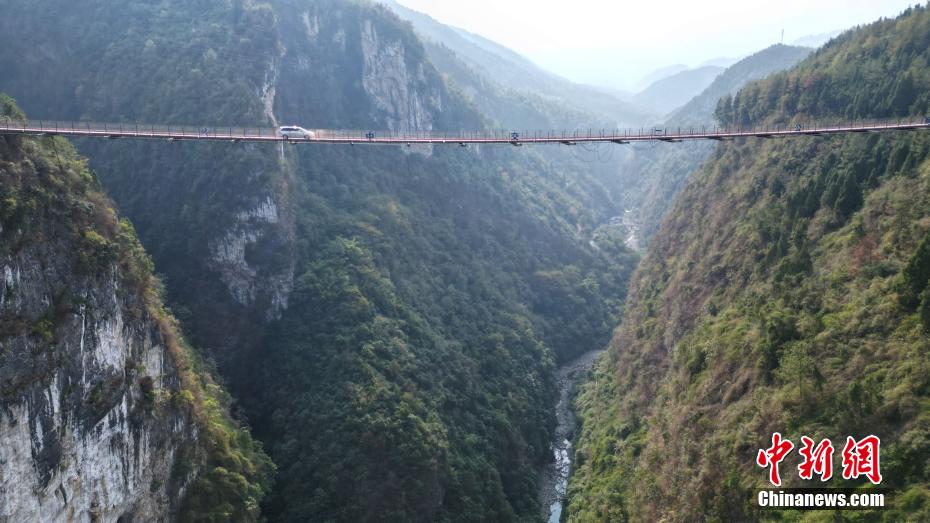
[538,349,603,522]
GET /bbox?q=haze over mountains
[1,1,928,522]
[382,0,796,126]
[631,65,726,116]
[792,29,845,48]
[380,0,652,128]
[390,0,916,91]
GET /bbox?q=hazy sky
[394,0,920,91]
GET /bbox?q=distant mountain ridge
[615,44,812,246]
[380,0,654,127]
[792,29,843,48]
[635,63,689,90]
[632,65,725,116]
[671,44,814,124]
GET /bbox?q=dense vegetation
[615,44,812,247]
[252,143,636,520]
[385,0,634,240]
[0,1,638,520]
[566,6,930,521]
[0,94,273,521]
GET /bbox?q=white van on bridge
[278,126,315,140]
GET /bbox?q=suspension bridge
[1,117,928,146]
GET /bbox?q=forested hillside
[616,44,812,246]
[0,95,271,521]
[380,0,640,239]
[567,6,930,521]
[0,1,637,520]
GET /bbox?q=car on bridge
[278,125,315,140]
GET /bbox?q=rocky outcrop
[261,58,280,127]
[0,216,196,522]
[0,108,266,519]
[210,196,294,321]
[360,19,439,131]
[302,11,320,41]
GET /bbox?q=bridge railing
[315,116,927,142]
[0,116,927,143]
[0,119,282,138]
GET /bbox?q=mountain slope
[616,44,811,246]
[567,6,930,521]
[377,0,651,246]
[631,65,725,116]
[381,0,654,127]
[670,45,813,125]
[792,29,843,48]
[0,1,638,520]
[0,95,271,521]
[635,64,689,91]
[414,36,594,130]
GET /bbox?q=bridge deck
[0,119,928,145]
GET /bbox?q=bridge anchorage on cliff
[0,117,928,146]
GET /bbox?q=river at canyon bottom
[538,349,603,522]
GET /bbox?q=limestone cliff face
[209,195,294,321]
[272,0,473,133]
[359,18,439,131]
[0,245,195,522]
[216,44,295,322]
[0,129,203,521]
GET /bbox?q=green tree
[900,230,930,308]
